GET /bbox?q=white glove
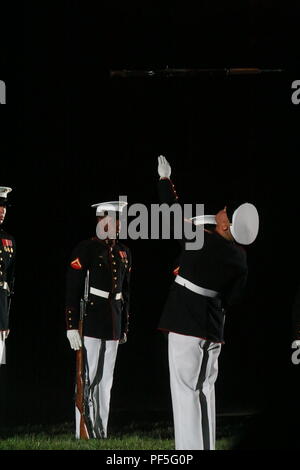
[293,340,300,347]
[158,155,171,179]
[0,330,9,341]
[67,329,82,350]
[119,333,127,345]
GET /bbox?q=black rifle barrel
[7,277,15,316]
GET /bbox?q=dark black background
[1,1,300,449]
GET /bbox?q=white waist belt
[175,275,219,298]
[90,287,122,300]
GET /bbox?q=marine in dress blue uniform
[156,156,259,450]
[65,201,132,438]
[0,187,16,365]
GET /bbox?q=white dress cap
[91,200,128,216]
[230,203,259,245]
[190,215,217,226]
[0,187,12,200]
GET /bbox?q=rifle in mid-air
[110,66,284,79]
[75,270,94,439]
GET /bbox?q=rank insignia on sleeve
[70,258,83,270]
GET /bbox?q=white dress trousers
[168,332,221,450]
[75,336,119,439]
[0,338,6,365]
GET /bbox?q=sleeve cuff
[65,306,79,330]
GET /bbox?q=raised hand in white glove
[293,340,300,347]
[67,329,82,350]
[158,155,171,179]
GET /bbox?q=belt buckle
[108,292,121,300]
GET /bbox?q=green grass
[0,423,237,450]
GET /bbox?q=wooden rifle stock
[75,270,92,439]
[75,320,90,439]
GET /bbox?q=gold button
[115,284,117,288]
[113,261,116,265]
[90,302,94,306]
[113,269,116,273]
[111,255,115,258]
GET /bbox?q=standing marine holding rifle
[65,200,132,439]
[0,187,16,366]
